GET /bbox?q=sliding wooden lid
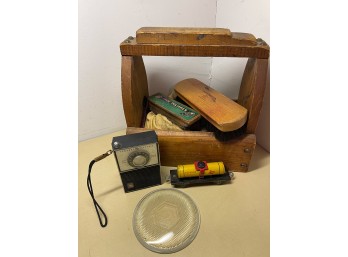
[174,79,248,132]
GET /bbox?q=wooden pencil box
[120,27,269,172]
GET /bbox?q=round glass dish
[132,188,200,253]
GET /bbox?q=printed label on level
[148,93,200,122]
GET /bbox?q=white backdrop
[78,0,270,150]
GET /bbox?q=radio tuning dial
[128,150,150,167]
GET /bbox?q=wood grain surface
[126,127,256,172]
[174,78,248,132]
[136,27,257,46]
[121,56,148,127]
[238,58,269,133]
[120,38,269,58]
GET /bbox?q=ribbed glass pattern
[133,189,200,253]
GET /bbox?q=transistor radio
[112,131,161,193]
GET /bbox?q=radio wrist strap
[87,150,113,228]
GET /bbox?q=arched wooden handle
[136,27,257,46]
[120,27,269,59]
